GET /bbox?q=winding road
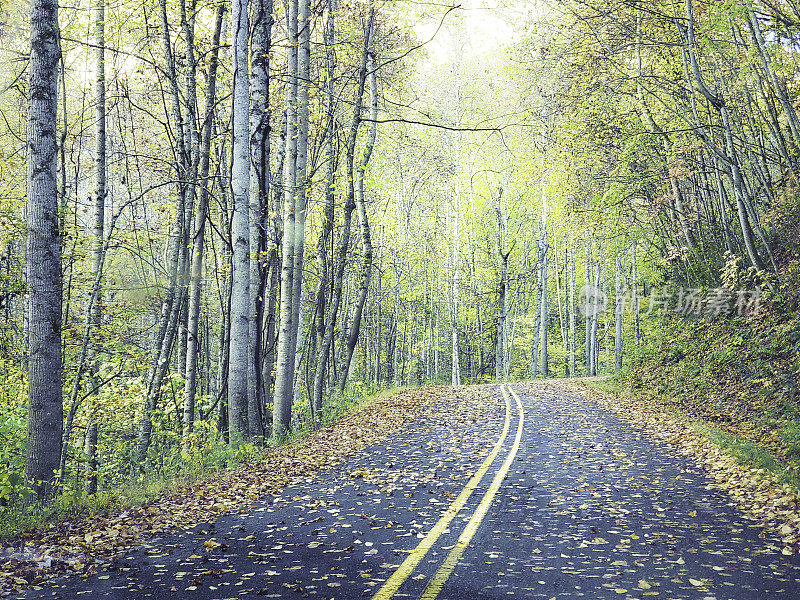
[16,383,800,599]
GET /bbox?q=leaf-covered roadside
[0,386,456,596]
[621,311,800,475]
[555,380,800,556]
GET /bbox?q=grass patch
[0,469,206,542]
[691,421,800,488]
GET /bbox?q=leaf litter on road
[0,385,493,596]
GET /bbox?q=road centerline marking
[419,385,525,599]
[371,385,515,600]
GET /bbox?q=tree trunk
[585,239,591,375]
[228,0,251,439]
[135,0,192,463]
[632,241,640,345]
[311,10,374,410]
[183,3,224,439]
[85,0,106,495]
[247,0,273,441]
[337,44,378,393]
[590,262,600,376]
[290,0,311,397]
[530,242,542,379]
[556,245,567,377]
[26,0,62,501]
[310,0,337,416]
[451,188,462,386]
[614,252,623,374]
[683,0,765,271]
[539,195,548,377]
[494,187,509,382]
[745,0,800,161]
[569,246,576,375]
[271,0,300,439]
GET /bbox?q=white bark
[26,0,62,500]
[539,185,548,377]
[228,0,251,438]
[86,0,106,495]
[451,181,461,386]
[248,0,273,440]
[183,4,224,439]
[272,0,299,438]
[568,247,576,375]
[337,45,377,392]
[614,251,623,374]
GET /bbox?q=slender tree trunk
[614,251,623,374]
[183,4,224,439]
[285,0,311,408]
[271,0,300,439]
[745,0,800,159]
[310,0,337,416]
[590,262,600,376]
[175,0,199,382]
[632,241,640,344]
[494,187,509,382]
[683,0,765,271]
[311,11,374,409]
[292,278,306,408]
[392,264,400,385]
[263,118,285,413]
[247,0,273,441]
[337,46,377,392]
[569,246,576,375]
[584,240,591,374]
[374,253,382,383]
[539,196,548,377]
[26,0,62,501]
[228,0,251,438]
[530,243,542,379]
[451,201,461,386]
[85,0,106,495]
[556,245,567,377]
[135,0,191,462]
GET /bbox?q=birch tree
[26,0,62,500]
[228,0,251,438]
[183,4,225,439]
[272,0,301,438]
[337,43,378,392]
[248,0,273,440]
[85,0,106,494]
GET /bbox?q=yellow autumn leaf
[203,538,221,550]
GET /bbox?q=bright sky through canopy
[413,0,532,68]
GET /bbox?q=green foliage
[0,361,29,506]
[617,264,800,487]
[692,422,800,488]
[780,423,800,461]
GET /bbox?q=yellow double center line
[372,384,525,600]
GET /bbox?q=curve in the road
[419,385,525,599]
[372,384,522,600]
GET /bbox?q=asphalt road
[16,383,800,600]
